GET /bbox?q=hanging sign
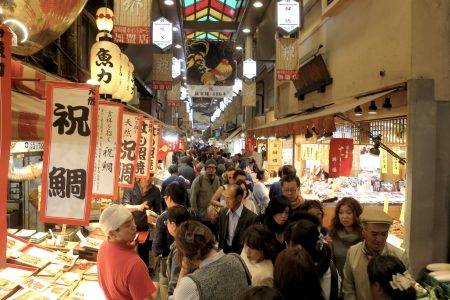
[152,53,173,90]
[381,149,388,174]
[392,147,400,175]
[0,25,12,266]
[243,59,257,79]
[90,40,122,95]
[268,140,283,174]
[329,138,354,178]
[92,101,123,199]
[172,57,181,78]
[152,17,173,50]
[277,0,302,34]
[242,81,256,107]
[302,144,317,160]
[149,122,161,173]
[40,83,98,226]
[245,136,256,153]
[135,118,153,178]
[113,0,152,44]
[276,38,299,80]
[119,112,143,187]
[167,81,182,106]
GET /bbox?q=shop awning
[12,91,46,141]
[249,90,396,137]
[223,127,243,143]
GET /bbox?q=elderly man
[97,205,157,300]
[342,210,410,300]
[218,184,259,254]
[281,174,304,212]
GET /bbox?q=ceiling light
[183,76,187,79]
[382,96,392,110]
[175,44,182,49]
[253,1,263,8]
[243,28,251,33]
[172,27,179,32]
[164,0,175,5]
[236,46,243,50]
[354,105,363,116]
[368,100,378,114]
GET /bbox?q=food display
[55,272,81,286]
[7,289,39,300]
[6,235,28,252]
[79,238,103,250]
[67,280,106,300]
[39,285,69,299]
[38,264,65,278]
[50,252,78,268]
[0,263,38,299]
[19,276,50,293]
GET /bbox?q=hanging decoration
[122,62,135,102]
[242,81,256,107]
[329,138,354,178]
[152,53,173,90]
[167,81,182,107]
[276,38,299,81]
[112,53,130,101]
[118,112,142,187]
[113,0,151,44]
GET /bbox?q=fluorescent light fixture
[243,28,251,33]
[175,44,182,49]
[181,68,186,72]
[164,0,175,5]
[172,27,179,32]
[253,1,263,7]
[236,46,243,50]
[3,19,28,43]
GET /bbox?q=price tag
[152,17,173,50]
[277,0,301,34]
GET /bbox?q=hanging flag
[167,81,182,107]
[242,81,256,107]
[135,118,153,178]
[158,135,171,160]
[152,53,173,90]
[245,136,256,153]
[113,0,152,44]
[92,101,123,199]
[276,38,299,80]
[231,96,242,115]
[40,83,98,226]
[0,25,12,266]
[392,147,400,175]
[381,149,388,174]
[149,122,161,173]
[329,138,354,178]
[119,112,142,187]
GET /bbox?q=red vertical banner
[0,25,12,267]
[135,118,153,178]
[245,136,256,153]
[40,83,99,226]
[329,138,354,178]
[119,113,143,187]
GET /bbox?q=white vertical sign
[152,17,173,50]
[243,59,257,79]
[119,112,142,187]
[149,122,161,173]
[93,101,123,198]
[277,0,301,34]
[135,118,153,178]
[172,57,181,78]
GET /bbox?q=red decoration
[329,138,354,178]
[245,136,256,153]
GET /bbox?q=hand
[138,203,149,211]
[324,235,332,243]
[147,215,157,226]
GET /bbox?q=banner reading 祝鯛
[119,112,142,187]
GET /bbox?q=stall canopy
[249,89,397,137]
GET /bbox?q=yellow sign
[302,144,316,160]
[381,149,388,174]
[392,147,400,175]
[268,140,283,167]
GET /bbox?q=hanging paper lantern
[90,37,121,95]
[112,52,129,100]
[96,7,114,33]
[122,62,135,102]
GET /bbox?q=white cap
[99,204,132,236]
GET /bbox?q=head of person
[329,197,363,238]
[281,174,301,203]
[137,173,154,189]
[241,224,277,264]
[297,200,324,226]
[223,183,244,211]
[360,210,393,255]
[217,164,226,177]
[166,205,190,238]
[179,156,189,166]
[274,247,325,300]
[284,219,331,276]
[204,159,217,178]
[239,286,284,300]
[225,168,236,184]
[264,195,291,234]
[168,164,179,175]
[235,179,249,199]
[256,169,269,182]
[368,255,416,300]
[100,204,136,243]
[281,165,296,177]
[164,183,187,208]
[233,169,247,182]
[175,220,216,266]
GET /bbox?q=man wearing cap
[97,205,157,300]
[342,209,410,300]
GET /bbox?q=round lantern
[112,53,129,100]
[90,39,121,96]
[96,7,114,33]
[122,62,135,102]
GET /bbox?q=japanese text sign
[329,138,354,178]
[276,38,299,80]
[119,112,143,187]
[135,118,153,178]
[277,0,302,34]
[268,140,283,167]
[41,83,99,226]
[243,59,257,79]
[93,101,123,198]
[381,149,388,174]
[149,122,161,173]
[152,53,173,90]
[112,0,151,44]
[0,25,12,266]
[152,17,173,50]
[393,147,400,175]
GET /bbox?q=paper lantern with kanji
[112,52,129,100]
[122,62,135,102]
[90,38,121,96]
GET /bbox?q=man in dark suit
[218,184,259,254]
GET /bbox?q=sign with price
[152,17,173,50]
[277,0,302,34]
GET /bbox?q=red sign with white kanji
[329,138,354,178]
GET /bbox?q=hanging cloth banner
[187,40,236,98]
[158,135,171,160]
[152,53,173,90]
[245,136,256,153]
[149,122,161,173]
[167,81,182,106]
[92,101,123,199]
[0,25,12,266]
[276,38,299,81]
[40,83,99,226]
[135,118,153,178]
[112,0,151,44]
[329,138,354,178]
[242,81,256,107]
[231,96,242,116]
[119,112,143,187]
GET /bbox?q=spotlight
[382,97,392,110]
[354,106,363,116]
[369,135,381,156]
[368,101,378,114]
[305,128,313,139]
[318,131,333,141]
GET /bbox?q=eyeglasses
[282,188,299,193]
[206,166,216,170]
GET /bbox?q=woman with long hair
[327,197,363,276]
[262,195,291,258]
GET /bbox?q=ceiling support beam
[183,21,238,32]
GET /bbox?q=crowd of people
[96,147,418,300]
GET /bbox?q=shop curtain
[276,38,299,81]
[328,138,354,178]
[152,53,173,90]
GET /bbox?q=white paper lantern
[123,62,135,103]
[96,7,114,32]
[90,40,121,95]
[112,53,129,100]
